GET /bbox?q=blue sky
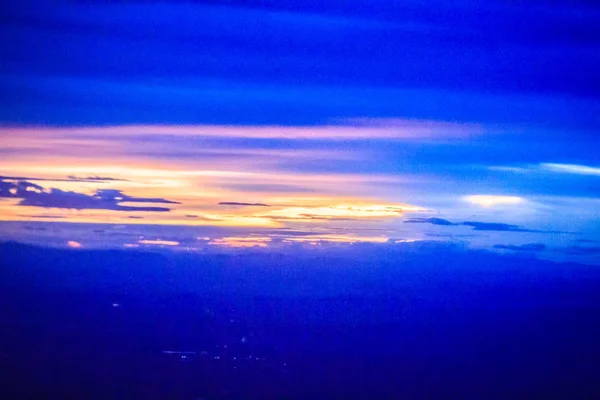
[1,1,599,264]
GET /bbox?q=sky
[1,0,599,264]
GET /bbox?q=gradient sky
[1,1,599,264]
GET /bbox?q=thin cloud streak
[490,163,600,176]
[541,163,600,176]
[219,202,271,207]
[1,120,482,140]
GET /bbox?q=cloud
[493,243,546,252]
[463,195,523,207]
[219,202,271,207]
[67,175,128,182]
[404,217,545,233]
[487,166,530,173]
[461,221,535,232]
[0,175,125,183]
[490,163,600,177]
[262,204,421,222]
[404,217,456,226]
[2,120,481,141]
[18,215,67,219]
[0,179,179,212]
[93,189,179,204]
[0,179,45,197]
[138,239,179,246]
[540,163,600,176]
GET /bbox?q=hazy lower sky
[1,1,599,264]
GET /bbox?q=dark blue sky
[2,0,599,125]
[1,0,599,263]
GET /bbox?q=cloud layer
[404,218,546,233]
[0,179,179,212]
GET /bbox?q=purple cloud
[0,179,179,212]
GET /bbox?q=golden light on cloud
[67,240,82,248]
[208,237,270,247]
[138,239,180,246]
[261,203,424,221]
[0,123,429,235]
[463,195,523,207]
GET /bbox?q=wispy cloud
[219,202,271,207]
[490,163,600,176]
[404,217,548,233]
[540,163,600,176]
[1,120,481,141]
[404,217,456,226]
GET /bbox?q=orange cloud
[0,123,432,231]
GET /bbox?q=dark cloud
[425,233,477,238]
[127,216,144,219]
[494,243,547,252]
[404,217,456,226]
[0,179,45,197]
[94,189,179,204]
[404,216,547,233]
[219,202,270,207]
[461,221,536,232]
[0,179,179,212]
[67,176,128,182]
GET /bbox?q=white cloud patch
[463,195,524,207]
[490,163,600,176]
[540,163,600,176]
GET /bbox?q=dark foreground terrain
[1,242,599,399]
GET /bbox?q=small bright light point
[463,195,523,207]
[67,241,82,248]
